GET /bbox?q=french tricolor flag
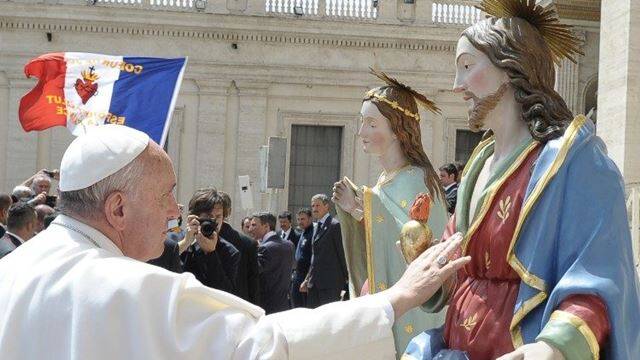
[19,52,187,146]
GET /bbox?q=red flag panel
[18,52,68,131]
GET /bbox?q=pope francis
[0,125,469,359]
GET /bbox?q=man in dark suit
[219,191,260,305]
[291,208,314,308]
[0,193,13,239]
[302,194,348,308]
[0,202,37,259]
[148,238,183,273]
[277,211,300,248]
[252,212,294,314]
[439,163,459,215]
[181,189,240,294]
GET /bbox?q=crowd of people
[0,162,461,316]
[0,171,58,258]
[152,190,354,314]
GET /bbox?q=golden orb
[399,220,433,264]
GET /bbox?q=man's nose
[453,73,466,93]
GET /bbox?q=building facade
[0,0,604,224]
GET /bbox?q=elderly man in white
[0,125,469,359]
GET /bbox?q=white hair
[12,185,35,200]
[30,174,52,193]
[57,155,146,220]
[311,193,330,205]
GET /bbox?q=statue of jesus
[404,1,640,359]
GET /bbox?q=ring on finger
[436,255,448,267]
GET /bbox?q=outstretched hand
[383,232,470,319]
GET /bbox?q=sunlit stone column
[599,0,640,188]
[555,57,580,115]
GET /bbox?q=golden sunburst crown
[367,67,441,121]
[476,0,584,64]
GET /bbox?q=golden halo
[476,0,583,64]
[368,67,441,115]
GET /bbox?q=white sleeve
[380,296,395,324]
[119,266,393,360]
[233,314,289,359]
[264,294,396,359]
[233,295,394,359]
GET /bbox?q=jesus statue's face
[357,100,397,156]
[453,36,510,132]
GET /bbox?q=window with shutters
[455,129,484,165]
[288,125,342,214]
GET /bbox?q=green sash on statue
[338,166,448,357]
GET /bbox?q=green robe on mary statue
[337,166,448,356]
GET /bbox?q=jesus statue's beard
[467,82,510,132]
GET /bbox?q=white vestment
[0,215,395,359]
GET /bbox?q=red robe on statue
[442,144,609,359]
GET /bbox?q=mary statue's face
[358,100,396,156]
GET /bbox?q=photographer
[21,169,59,189]
[16,169,59,207]
[180,189,240,293]
[30,173,52,195]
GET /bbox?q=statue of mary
[333,70,448,356]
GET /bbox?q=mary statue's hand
[332,178,358,213]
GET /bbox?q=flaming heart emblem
[74,66,99,104]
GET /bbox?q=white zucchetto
[59,125,149,191]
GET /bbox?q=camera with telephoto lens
[45,195,57,208]
[198,218,218,238]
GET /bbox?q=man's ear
[104,191,127,231]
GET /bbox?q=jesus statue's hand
[496,341,565,360]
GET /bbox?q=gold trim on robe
[507,115,589,347]
[461,141,540,254]
[363,186,376,295]
[461,135,495,179]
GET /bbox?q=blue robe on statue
[404,116,640,359]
